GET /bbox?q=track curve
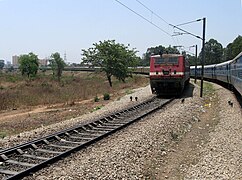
[0,97,173,180]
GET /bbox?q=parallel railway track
[0,97,173,180]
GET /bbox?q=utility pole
[170,17,206,96]
[190,45,198,83]
[194,44,198,83]
[200,17,206,97]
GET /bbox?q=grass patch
[125,89,134,94]
[203,82,215,96]
[192,80,215,97]
[0,72,149,111]
[0,131,7,138]
[92,105,104,112]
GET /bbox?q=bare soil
[0,72,149,136]
[158,90,220,179]
[0,89,132,136]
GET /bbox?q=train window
[154,57,179,64]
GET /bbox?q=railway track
[0,97,173,180]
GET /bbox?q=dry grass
[0,71,149,111]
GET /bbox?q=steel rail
[0,97,173,180]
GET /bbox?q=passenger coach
[190,52,242,96]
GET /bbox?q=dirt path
[0,99,94,122]
[155,83,242,179]
[158,92,220,179]
[0,96,112,136]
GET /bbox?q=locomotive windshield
[154,57,179,65]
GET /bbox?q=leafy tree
[141,45,180,66]
[166,45,180,54]
[81,40,139,87]
[19,52,39,78]
[198,39,223,65]
[0,61,4,70]
[186,54,197,66]
[223,35,242,60]
[50,52,66,82]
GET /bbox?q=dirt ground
[158,90,220,179]
[0,90,126,136]
[1,81,241,179]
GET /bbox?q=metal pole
[200,17,206,97]
[194,44,198,83]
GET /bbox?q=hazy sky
[0,0,242,63]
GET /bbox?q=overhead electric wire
[135,0,170,25]
[115,0,201,49]
[114,0,172,36]
[175,19,202,27]
[134,0,186,47]
[135,0,179,46]
[169,23,203,40]
[182,49,195,56]
[135,0,203,40]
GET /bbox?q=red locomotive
[149,53,190,95]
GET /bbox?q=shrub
[91,105,104,112]
[125,89,134,94]
[7,76,18,83]
[94,95,100,102]
[0,131,7,139]
[103,93,110,100]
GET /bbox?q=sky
[0,0,242,63]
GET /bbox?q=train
[149,53,190,95]
[190,52,242,96]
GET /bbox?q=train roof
[190,65,202,69]
[151,54,183,58]
[215,60,233,67]
[205,64,216,68]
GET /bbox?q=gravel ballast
[185,84,242,179]
[1,82,241,179]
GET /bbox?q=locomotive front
[149,54,189,95]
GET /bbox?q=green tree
[165,45,180,54]
[223,35,242,60]
[0,60,4,70]
[199,39,223,65]
[81,40,139,87]
[50,52,66,82]
[186,54,197,66]
[141,45,180,66]
[19,52,39,78]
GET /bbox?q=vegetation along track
[0,96,173,180]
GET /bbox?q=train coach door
[227,63,230,84]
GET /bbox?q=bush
[103,93,110,100]
[94,95,100,102]
[0,131,7,139]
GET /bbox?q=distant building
[38,58,48,67]
[4,61,11,68]
[12,55,19,66]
